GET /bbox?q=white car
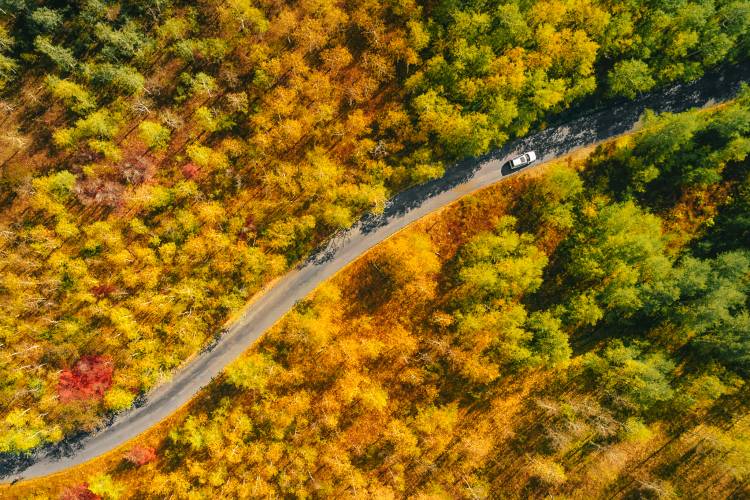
[509,151,537,169]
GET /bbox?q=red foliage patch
[243,214,257,231]
[58,355,114,403]
[124,444,157,466]
[91,284,117,298]
[240,214,257,241]
[182,162,200,179]
[59,483,100,500]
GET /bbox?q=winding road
[3,63,750,483]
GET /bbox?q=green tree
[0,52,16,91]
[670,252,750,337]
[514,163,583,235]
[609,59,656,99]
[30,7,63,33]
[53,109,120,148]
[0,25,15,90]
[95,21,149,61]
[412,89,495,158]
[34,36,77,72]
[90,63,145,95]
[455,216,547,304]
[701,177,750,254]
[558,201,669,322]
[584,340,675,414]
[527,311,571,368]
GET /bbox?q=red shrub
[244,214,257,231]
[59,483,100,500]
[58,355,114,403]
[182,163,200,179]
[240,214,257,241]
[124,444,157,466]
[91,284,117,298]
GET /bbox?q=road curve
[3,63,749,483]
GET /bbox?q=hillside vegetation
[2,0,747,452]
[8,93,750,498]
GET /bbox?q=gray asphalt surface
[2,63,749,483]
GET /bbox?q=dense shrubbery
[0,0,749,455]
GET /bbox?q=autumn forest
[1,0,750,498]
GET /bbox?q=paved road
[2,63,749,483]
